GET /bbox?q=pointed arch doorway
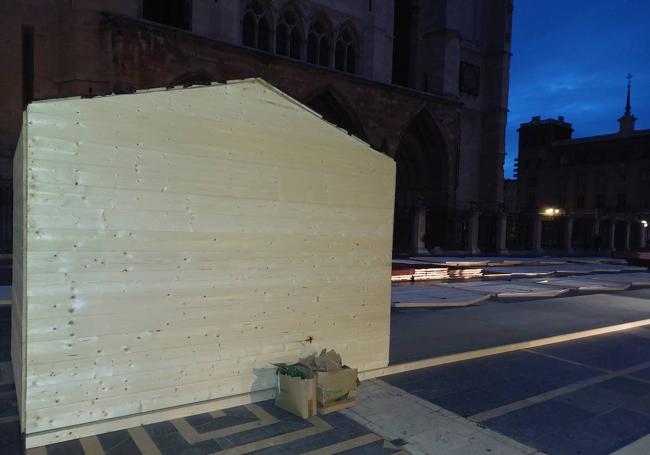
[307,90,367,141]
[393,111,450,255]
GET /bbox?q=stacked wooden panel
[391,260,449,282]
[413,268,450,281]
[446,268,483,280]
[12,79,395,447]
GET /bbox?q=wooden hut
[11,79,395,447]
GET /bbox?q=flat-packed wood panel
[16,79,395,439]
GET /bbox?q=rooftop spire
[625,73,633,116]
[618,73,636,134]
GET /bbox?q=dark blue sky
[505,0,650,179]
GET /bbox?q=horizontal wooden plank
[26,250,389,274]
[21,80,394,436]
[25,330,389,389]
[27,295,387,325]
[26,307,389,342]
[26,228,391,253]
[25,312,389,361]
[28,184,392,222]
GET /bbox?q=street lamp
[543,207,562,216]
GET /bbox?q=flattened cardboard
[315,367,358,406]
[274,373,317,419]
[318,395,357,415]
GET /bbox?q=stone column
[496,212,508,255]
[608,218,617,252]
[564,216,574,253]
[411,206,427,255]
[532,214,542,253]
[592,216,601,252]
[640,222,647,249]
[468,209,481,255]
[624,220,631,251]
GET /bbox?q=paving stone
[0,396,17,417]
[186,406,258,433]
[338,440,401,454]
[599,377,650,397]
[612,433,650,454]
[97,429,142,455]
[431,387,512,417]
[554,385,633,415]
[0,286,10,300]
[480,376,562,403]
[629,366,650,381]
[483,400,595,445]
[533,333,650,371]
[344,380,536,455]
[45,439,86,455]
[590,408,650,442]
[533,426,614,455]
[144,421,179,436]
[0,421,21,454]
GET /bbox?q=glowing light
[643,220,648,228]
[543,207,562,216]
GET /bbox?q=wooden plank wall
[11,125,27,432]
[20,80,395,438]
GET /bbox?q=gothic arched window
[276,9,302,59]
[242,0,272,52]
[335,24,358,74]
[307,18,331,67]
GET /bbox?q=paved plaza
[3,257,650,454]
[385,327,650,454]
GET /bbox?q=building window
[307,17,331,67]
[596,194,605,209]
[576,194,585,209]
[22,25,34,107]
[528,194,536,208]
[334,24,358,74]
[142,0,192,30]
[641,169,650,188]
[276,9,302,59]
[243,0,272,51]
[459,61,480,95]
[617,193,627,209]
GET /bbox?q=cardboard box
[274,372,317,419]
[316,367,358,412]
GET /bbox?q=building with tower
[514,77,649,252]
[0,0,513,257]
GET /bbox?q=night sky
[505,0,650,179]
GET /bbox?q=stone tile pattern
[344,379,538,455]
[385,328,650,455]
[0,308,404,455]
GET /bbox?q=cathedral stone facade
[0,0,513,255]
